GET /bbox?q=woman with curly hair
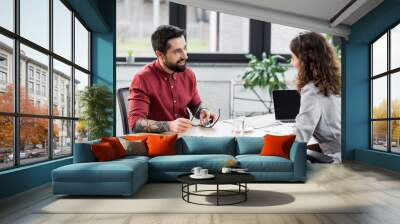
[290,32,341,162]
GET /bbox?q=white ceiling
[170,0,384,38]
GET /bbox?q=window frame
[116,2,288,63]
[0,0,92,171]
[369,19,400,154]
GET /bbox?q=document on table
[264,123,295,135]
[222,116,278,129]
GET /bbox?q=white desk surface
[179,114,295,138]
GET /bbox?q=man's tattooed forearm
[134,118,170,133]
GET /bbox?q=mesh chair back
[117,87,130,134]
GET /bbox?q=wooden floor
[1,161,400,224]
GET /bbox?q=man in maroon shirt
[128,25,217,133]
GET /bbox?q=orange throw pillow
[146,134,177,157]
[91,142,117,162]
[101,137,127,158]
[124,135,148,142]
[259,134,296,159]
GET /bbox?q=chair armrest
[73,140,100,163]
[289,141,307,181]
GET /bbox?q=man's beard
[164,58,186,72]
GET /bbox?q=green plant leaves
[240,53,288,91]
[79,84,113,140]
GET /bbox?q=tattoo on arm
[134,118,170,133]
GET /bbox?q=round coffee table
[177,173,255,206]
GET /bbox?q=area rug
[37,183,362,214]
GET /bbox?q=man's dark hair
[151,25,185,54]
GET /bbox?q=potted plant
[127,50,135,64]
[239,52,288,113]
[79,84,113,140]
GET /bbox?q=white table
[179,114,294,137]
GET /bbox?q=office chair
[117,87,131,134]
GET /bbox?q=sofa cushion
[123,134,149,142]
[236,155,293,172]
[91,142,118,162]
[177,136,236,155]
[236,137,263,155]
[52,158,147,183]
[260,134,296,159]
[147,134,177,157]
[119,138,148,156]
[101,137,127,158]
[114,155,150,164]
[74,140,100,163]
[148,154,235,172]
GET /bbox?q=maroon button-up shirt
[128,60,202,130]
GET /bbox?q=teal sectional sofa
[52,136,306,196]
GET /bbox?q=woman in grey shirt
[289,32,341,162]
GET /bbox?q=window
[28,67,34,80]
[54,89,58,104]
[0,35,13,112]
[0,1,91,170]
[116,3,331,63]
[21,44,49,115]
[0,70,7,87]
[42,85,46,97]
[0,54,7,67]
[372,34,387,76]
[53,0,72,60]
[391,24,400,70]
[20,0,49,49]
[0,0,14,32]
[35,70,41,81]
[186,6,249,53]
[28,81,34,94]
[75,18,89,70]
[53,119,72,158]
[0,53,8,91]
[20,117,49,165]
[74,69,89,119]
[36,84,40,95]
[370,23,400,154]
[0,116,13,170]
[116,0,170,57]
[271,24,307,55]
[53,59,72,117]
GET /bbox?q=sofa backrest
[235,137,263,155]
[74,136,269,162]
[73,140,100,163]
[176,136,236,155]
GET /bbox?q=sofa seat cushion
[176,136,236,155]
[236,155,293,172]
[52,159,147,183]
[116,155,150,163]
[149,154,235,172]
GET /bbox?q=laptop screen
[272,90,301,120]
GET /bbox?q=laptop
[272,90,300,123]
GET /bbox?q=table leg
[245,183,247,201]
[217,184,219,206]
[187,184,190,202]
[195,184,197,192]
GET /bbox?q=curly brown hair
[290,32,341,96]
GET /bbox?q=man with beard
[128,25,217,133]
